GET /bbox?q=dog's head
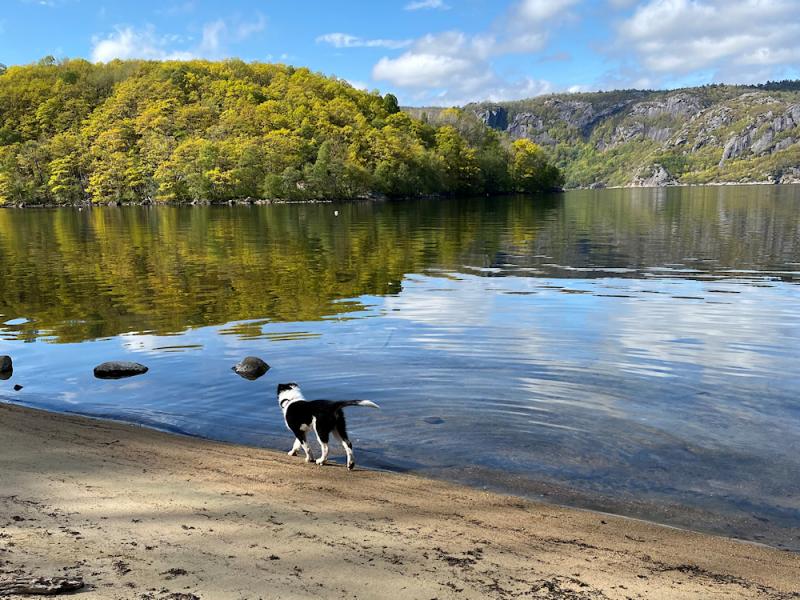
[277,382,304,409]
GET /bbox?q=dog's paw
[288,450,298,457]
[304,455,314,463]
[315,458,326,466]
[347,460,355,471]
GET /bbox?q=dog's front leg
[315,442,329,466]
[301,440,315,463]
[288,438,302,457]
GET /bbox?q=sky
[1,0,799,106]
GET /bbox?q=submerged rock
[233,356,270,381]
[94,361,149,380]
[0,355,12,373]
[13,384,23,391]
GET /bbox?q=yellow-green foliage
[0,59,562,205]
[510,139,564,192]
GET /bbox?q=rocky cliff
[465,83,800,188]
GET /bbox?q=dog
[277,383,379,470]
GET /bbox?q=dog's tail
[336,400,380,410]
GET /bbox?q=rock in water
[0,355,12,373]
[233,356,270,380]
[94,361,149,379]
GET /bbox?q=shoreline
[1,181,799,208]
[1,402,798,599]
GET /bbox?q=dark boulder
[233,356,270,381]
[94,361,149,380]
[0,355,11,373]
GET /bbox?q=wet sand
[0,402,798,599]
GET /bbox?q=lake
[1,185,799,550]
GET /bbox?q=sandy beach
[0,402,798,599]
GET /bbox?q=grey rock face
[507,112,546,139]
[774,137,796,152]
[474,106,508,130]
[94,361,149,379]
[648,127,673,143]
[607,122,644,146]
[719,103,800,165]
[503,98,631,145]
[629,164,677,187]
[692,132,717,152]
[233,356,270,381]
[720,130,756,164]
[751,129,775,155]
[705,107,734,131]
[779,167,800,184]
[630,93,702,120]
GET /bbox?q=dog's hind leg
[334,413,355,470]
[288,438,302,457]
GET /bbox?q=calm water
[2,186,800,549]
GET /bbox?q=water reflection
[1,186,799,343]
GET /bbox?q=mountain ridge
[408,81,800,189]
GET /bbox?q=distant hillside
[0,59,561,206]
[411,82,800,188]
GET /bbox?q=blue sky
[2,0,799,106]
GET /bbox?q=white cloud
[91,26,196,62]
[373,32,554,105]
[234,14,268,41]
[371,0,577,105]
[201,20,226,53]
[616,0,800,83]
[374,52,478,89]
[316,33,412,50]
[345,79,370,91]
[91,14,266,63]
[404,0,450,10]
[513,0,581,23]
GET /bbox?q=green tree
[510,139,564,193]
[382,93,400,115]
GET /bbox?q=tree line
[0,58,562,205]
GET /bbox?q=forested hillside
[461,83,800,188]
[0,58,561,206]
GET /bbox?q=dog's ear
[277,382,298,395]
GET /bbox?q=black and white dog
[277,383,379,470]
